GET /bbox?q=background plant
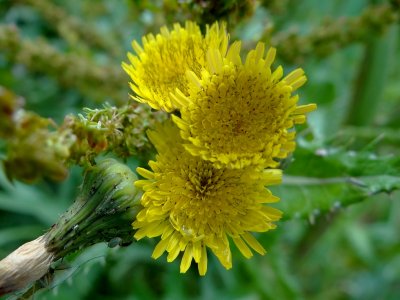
[0,0,399,299]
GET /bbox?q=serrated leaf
[273,145,400,221]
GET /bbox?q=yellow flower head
[133,121,282,275]
[172,42,317,169]
[122,21,228,112]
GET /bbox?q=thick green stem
[0,159,142,297]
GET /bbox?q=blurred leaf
[0,170,69,225]
[0,225,45,246]
[344,222,375,264]
[346,26,397,126]
[305,80,336,105]
[0,189,66,225]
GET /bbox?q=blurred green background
[1,0,400,299]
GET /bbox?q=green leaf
[272,145,400,221]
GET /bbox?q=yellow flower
[122,21,228,112]
[172,42,317,169]
[133,121,282,275]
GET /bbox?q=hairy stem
[0,236,53,297]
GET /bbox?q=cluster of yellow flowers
[123,22,316,275]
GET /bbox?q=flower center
[189,68,289,156]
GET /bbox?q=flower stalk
[270,2,400,63]
[0,24,126,103]
[0,86,164,182]
[19,0,121,56]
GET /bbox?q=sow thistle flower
[125,21,317,276]
[133,121,282,275]
[122,21,228,112]
[172,42,317,169]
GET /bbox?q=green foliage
[1,0,400,299]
